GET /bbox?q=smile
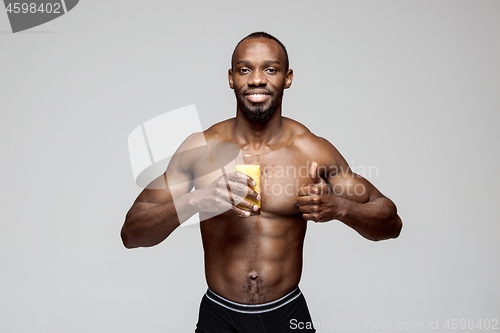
[245,94,270,103]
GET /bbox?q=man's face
[229,38,293,123]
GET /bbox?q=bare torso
[191,117,320,304]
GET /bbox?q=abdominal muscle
[200,211,307,304]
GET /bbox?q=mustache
[242,88,273,95]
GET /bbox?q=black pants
[195,287,316,333]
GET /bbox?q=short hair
[231,32,289,71]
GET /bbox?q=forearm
[337,196,402,241]
[121,191,200,248]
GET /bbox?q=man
[121,32,402,332]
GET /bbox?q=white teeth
[249,94,267,97]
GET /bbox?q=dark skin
[121,38,402,304]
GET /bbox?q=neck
[232,107,284,149]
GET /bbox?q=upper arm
[316,137,383,204]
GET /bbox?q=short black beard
[237,89,283,124]
[240,102,279,123]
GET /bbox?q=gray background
[1,0,499,332]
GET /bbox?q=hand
[198,171,260,217]
[297,162,342,222]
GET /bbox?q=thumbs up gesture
[309,161,329,189]
[297,162,340,222]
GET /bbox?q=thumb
[309,162,321,184]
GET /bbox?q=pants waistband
[205,287,302,314]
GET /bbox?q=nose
[248,70,266,86]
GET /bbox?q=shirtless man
[121,32,402,332]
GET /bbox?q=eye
[239,68,250,74]
[265,68,277,74]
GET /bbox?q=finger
[236,197,259,211]
[309,162,320,184]
[297,196,312,206]
[228,172,260,200]
[217,179,247,204]
[227,171,257,187]
[217,199,250,217]
[298,184,330,197]
[226,193,258,215]
[297,195,321,207]
[298,204,319,213]
[302,213,317,222]
[226,180,250,199]
[298,185,317,196]
[230,205,251,217]
[209,198,239,216]
[226,180,261,201]
[218,188,256,210]
[298,205,314,214]
[249,188,261,201]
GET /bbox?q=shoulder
[283,117,349,174]
[283,117,331,152]
[171,118,236,172]
[176,118,235,151]
[203,118,236,142]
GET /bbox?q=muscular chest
[258,152,311,216]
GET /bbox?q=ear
[284,69,293,89]
[228,69,234,89]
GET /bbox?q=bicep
[134,168,193,205]
[327,171,381,204]
[132,133,203,205]
[316,137,381,203]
